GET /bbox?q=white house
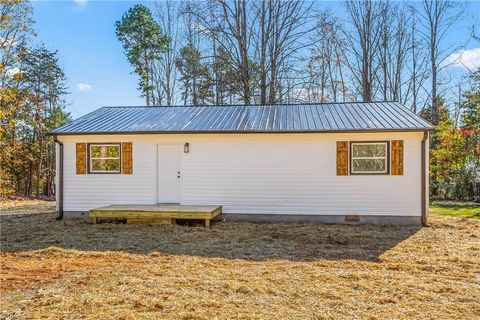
[51,102,432,225]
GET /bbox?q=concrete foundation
[62,211,421,225]
[223,213,422,225]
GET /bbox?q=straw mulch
[1,201,479,319]
[0,198,56,216]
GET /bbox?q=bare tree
[153,0,181,106]
[377,2,393,101]
[129,0,468,113]
[376,4,414,103]
[187,0,314,105]
[473,25,480,43]
[389,10,410,102]
[249,0,314,103]
[344,0,386,102]
[196,0,254,104]
[306,12,349,103]
[254,0,271,104]
[417,0,463,124]
[403,6,430,113]
[214,0,252,104]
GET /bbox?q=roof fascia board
[48,128,433,136]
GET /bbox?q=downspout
[53,136,64,220]
[421,131,428,226]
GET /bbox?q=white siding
[58,132,424,216]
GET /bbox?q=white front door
[157,144,181,203]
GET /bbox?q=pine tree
[19,44,71,197]
[115,4,170,106]
[176,45,212,105]
[212,47,240,104]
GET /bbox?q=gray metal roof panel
[51,102,433,135]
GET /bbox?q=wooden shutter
[122,142,133,174]
[391,140,404,175]
[76,143,87,174]
[336,141,348,176]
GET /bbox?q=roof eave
[48,127,434,136]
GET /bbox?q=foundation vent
[345,215,360,222]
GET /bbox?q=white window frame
[88,143,121,173]
[350,141,389,174]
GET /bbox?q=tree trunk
[239,0,250,104]
[431,45,437,123]
[259,0,268,104]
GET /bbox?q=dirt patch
[0,201,479,319]
[0,249,124,293]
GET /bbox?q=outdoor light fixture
[184,142,190,153]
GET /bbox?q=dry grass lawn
[1,199,479,319]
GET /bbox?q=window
[350,141,389,174]
[88,144,121,173]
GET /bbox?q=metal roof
[51,102,433,135]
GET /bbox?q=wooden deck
[89,204,222,227]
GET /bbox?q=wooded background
[1,0,479,200]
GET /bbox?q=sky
[31,0,480,119]
[33,1,144,118]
